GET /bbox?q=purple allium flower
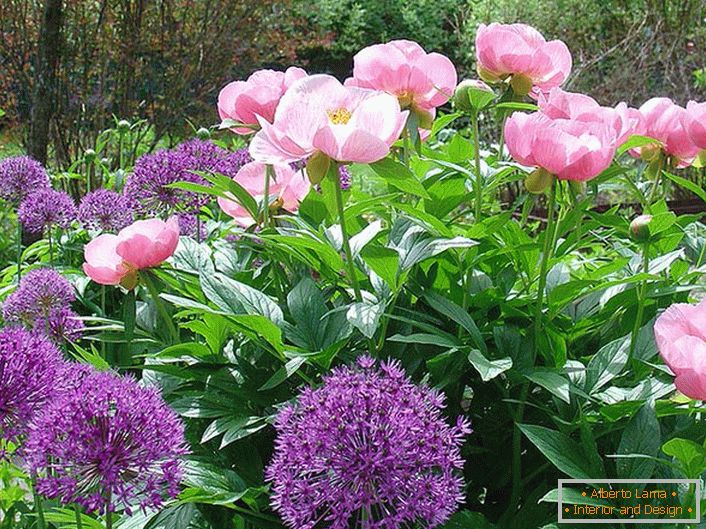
[0,327,65,444]
[176,213,207,241]
[338,165,351,191]
[18,189,77,234]
[266,357,471,529]
[78,189,134,232]
[0,156,50,203]
[216,148,252,176]
[25,370,189,515]
[46,306,83,343]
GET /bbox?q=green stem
[645,157,664,210]
[33,489,46,529]
[401,125,411,166]
[629,242,650,359]
[263,165,273,227]
[142,272,179,344]
[16,221,22,284]
[472,110,483,220]
[118,133,124,170]
[332,165,362,302]
[48,229,53,265]
[75,505,84,529]
[105,491,112,529]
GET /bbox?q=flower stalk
[331,163,363,302]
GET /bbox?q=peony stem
[629,242,650,359]
[471,110,483,220]
[263,164,273,227]
[142,271,179,344]
[331,164,363,303]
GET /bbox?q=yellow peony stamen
[327,108,352,125]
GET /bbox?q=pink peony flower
[654,299,706,400]
[631,97,699,166]
[249,74,408,165]
[504,112,616,182]
[218,67,307,134]
[83,217,180,287]
[218,162,310,227]
[682,100,706,150]
[538,88,642,146]
[475,23,572,94]
[345,39,457,116]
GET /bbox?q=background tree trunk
[27,0,63,165]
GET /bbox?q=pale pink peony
[654,299,706,400]
[682,100,706,150]
[504,112,616,182]
[538,88,642,146]
[83,217,180,286]
[218,67,307,134]
[475,23,572,93]
[250,75,408,165]
[218,162,310,227]
[631,97,699,166]
[345,40,457,114]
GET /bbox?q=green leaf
[180,459,250,505]
[494,101,538,111]
[361,246,399,290]
[439,510,495,529]
[200,272,283,325]
[617,134,659,155]
[525,370,570,404]
[369,158,431,198]
[347,301,384,338]
[663,171,706,204]
[616,402,660,479]
[389,333,460,348]
[662,438,706,478]
[431,112,461,137]
[123,289,136,342]
[259,356,307,391]
[519,424,596,479]
[585,337,629,394]
[467,349,512,381]
[539,488,609,507]
[423,291,487,353]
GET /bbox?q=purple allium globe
[217,147,252,176]
[266,357,471,529]
[0,156,51,203]
[45,306,83,343]
[177,213,207,240]
[0,327,65,444]
[24,369,188,515]
[18,189,77,234]
[78,189,134,232]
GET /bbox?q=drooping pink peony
[345,40,457,115]
[504,112,616,182]
[83,217,180,287]
[218,67,307,134]
[218,162,310,227]
[250,75,408,165]
[654,299,706,400]
[631,97,699,166]
[475,23,572,94]
[682,100,706,150]
[538,88,642,146]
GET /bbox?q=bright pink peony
[654,299,706,400]
[683,100,706,150]
[538,88,642,146]
[218,162,310,227]
[504,112,616,182]
[250,75,408,165]
[475,23,572,94]
[218,67,307,134]
[345,40,457,114]
[632,97,699,166]
[83,217,180,286]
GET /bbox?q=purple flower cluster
[177,213,207,241]
[267,356,471,529]
[18,189,77,234]
[3,268,82,343]
[78,189,134,232]
[0,327,65,444]
[24,369,189,515]
[124,140,250,216]
[0,156,50,203]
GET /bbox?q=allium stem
[629,243,650,359]
[48,229,53,265]
[74,505,83,529]
[15,220,22,283]
[33,489,46,529]
[331,164,362,303]
[471,110,483,220]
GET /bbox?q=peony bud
[84,149,96,163]
[510,74,533,97]
[454,79,495,112]
[524,167,554,194]
[306,152,331,185]
[196,127,211,140]
[630,214,653,242]
[117,120,131,133]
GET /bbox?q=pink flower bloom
[250,75,408,165]
[218,67,307,134]
[218,162,310,227]
[504,112,616,182]
[683,100,706,150]
[632,97,699,166]
[475,23,572,94]
[654,299,706,400]
[538,88,642,146]
[345,39,457,114]
[83,217,180,286]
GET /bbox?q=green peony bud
[453,79,495,112]
[524,168,554,194]
[630,214,653,242]
[84,149,96,163]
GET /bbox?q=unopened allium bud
[454,79,494,112]
[84,149,96,163]
[117,120,131,133]
[630,214,653,242]
[196,127,211,140]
